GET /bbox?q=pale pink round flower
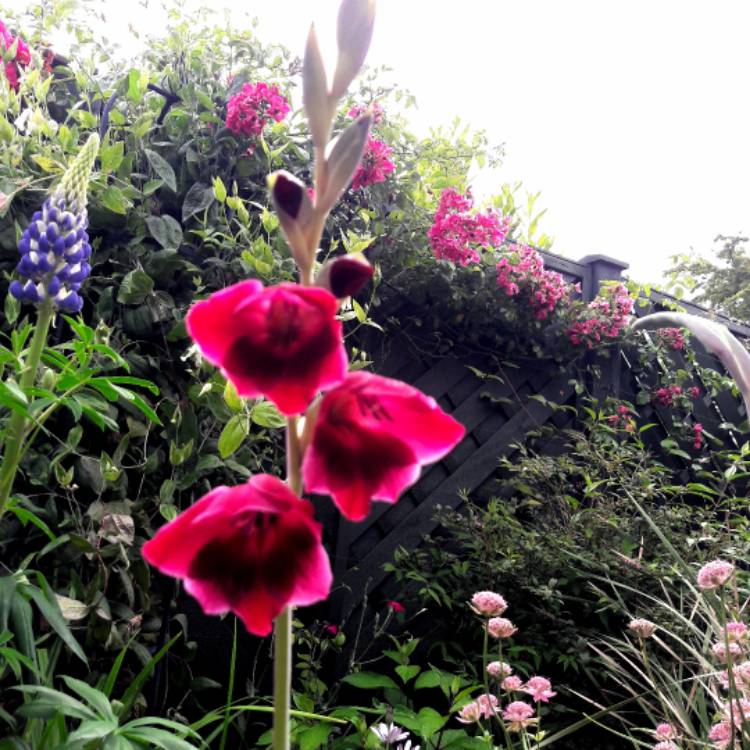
[627,618,656,639]
[726,620,748,642]
[487,661,512,679]
[521,676,556,703]
[709,720,733,749]
[475,693,499,718]
[487,617,517,639]
[653,743,678,750]
[471,591,508,617]
[712,640,743,663]
[697,560,735,590]
[502,675,523,691]
[654,723,678,741]
[456,701,482,724]
[502,701,536,732]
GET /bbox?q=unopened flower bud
[331,0,376,99]
[268,170,315,275]
[315,253,373,298]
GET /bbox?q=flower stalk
[0,298,54,520]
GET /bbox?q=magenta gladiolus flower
[186,280,347,415]
[302,371,465,521]
[697,560,735,590]
[142,475,332,636]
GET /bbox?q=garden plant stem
[272,417,302,750]
[0,300,54,521]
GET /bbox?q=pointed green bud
[58,133,100,208]
[319,114,371,211]
[303,24,333,150]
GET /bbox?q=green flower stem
[272,416,303,750]
[272,606,293,750]
[0,300,55,521]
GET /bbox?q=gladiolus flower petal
[187,281,348,415]
[302,371,465,520]
[142,474,332,636]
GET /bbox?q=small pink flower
[726,621,748,642]
[487,661,512,679]
[502,675,523,691]
[521,676,556,703]
[471,591,508,617]
[487,617,517,639]
[628,618,656,639]
[502,701,535,732]
[387,600,405,614]
[657,327,686,350]
[653,743,678,750]
[475,693,499,718]
[456,701,482,724]
[709,720,733,749]
[697,560,735,590]
[347,101,384,123]
[324,624,339,635]
[689,385,701,398]
[712,641,743,663]
[654,723,678,741]
[694,422,704,449]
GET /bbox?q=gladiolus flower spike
[142,475,333,636]
[10,134,99,313]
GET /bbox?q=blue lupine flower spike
[10,133,100,313]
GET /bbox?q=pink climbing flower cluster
[0,20,31,91]
[657,327,687,350]
[694,422,704,449]
[606,404,636,433]
[226,82,290,137]
[458,590,555,737]
[351,136,395,190]
[567,283,635,347]
[654,384,683,407]
[429,189,511,266]
[347,100,384,124]
[495,244,575,320]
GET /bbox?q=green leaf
[101,186,130,215]
[26,584,87,664]
[61,676,116,721]
[299,723,333,750]
[218,415,248,458]
[117,270,154,304]
[341,671,398,690]
[100,141,124,174]
[182,182,214,221]
[145,215,183,250]
[144,149,177,192]
[250,400,286,429]
[395,665,421,684]
[414,669,442,690]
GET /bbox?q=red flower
[142,475,332,636]
[302,371,465,521]
[387,600,405,613]
[186,280,347,415]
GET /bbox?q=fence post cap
[578,254,630,270]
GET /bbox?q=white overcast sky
[14,0,750,284]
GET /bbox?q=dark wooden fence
[323,251,750,623]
